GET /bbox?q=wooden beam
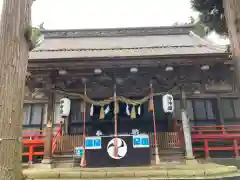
[27,55,229,71]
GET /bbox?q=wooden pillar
[42,88,55,165]
[180,88,195,161]
[167,114,174,132]
[216,96,225,126]
[42,104,48,130]
[63,117,69,135]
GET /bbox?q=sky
[0,0,229,45]
[31,0,197,29]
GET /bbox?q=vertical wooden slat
[148,132,180,153]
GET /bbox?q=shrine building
[23,25,238,164]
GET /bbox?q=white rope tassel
[126,103,130,116]
[138,105,141,115]
[90,104,94,116]
[104,105,110,114]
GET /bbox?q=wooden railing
[191,125,240,158]
[174,120,240,158]
[192,125,240,134]
[54,132,181,154]
[173,120,185,148]
[192,138,240,158]
[22,124,62,163]
[22,129,45,163]
[52,121,63,153]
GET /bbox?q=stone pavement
[23,162,238,179]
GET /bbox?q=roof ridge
[42,25,194,38]
[42,25,194,32]
[189,31,227,51]
[33,45,205,52]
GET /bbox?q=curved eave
[27,52,231,71]
[29,47,228,60]
[29,51,230,61]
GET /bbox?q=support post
[152,99,160,165]
[180,88,197,164]
[63,117,68,135]
[203,139,210,158]
[80,84,87,167]
[233,139,239,158]
[114,84,118,158]
[216,96,225,134]
[216,96,225,126]
[41,87,55,168]
[150,82,160,165]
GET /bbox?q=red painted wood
[193,147,239,151]
[22,123,62,163]
[171,122,240,158]
[190,124,240,158]
[192,134,240,139]
[233,139,239,157]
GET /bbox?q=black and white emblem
[107,138,127,159]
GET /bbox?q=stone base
[154,147,160,165]
[33,163,55,169]
[235,156,240,160]
[41,159,52,164]
[23,164,238,179]
[184,158,198,165]
[37,159,55,169]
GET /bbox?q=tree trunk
[0,0,31,179]
[223,0,240,90]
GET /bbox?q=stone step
[53,154,73,159]
[23,164,238,179]
[26,179,154,180]
[53,155,80,168]
[156,148,184,161]
[158,148,184,153]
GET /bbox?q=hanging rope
[99,106,105,119]
[54,85,179,107]
[130,105,136,119]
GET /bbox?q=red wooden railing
[22,122,63,163]
[174,120,240,159]
[52,121,63,153]
[192,125,240,134]
[191,124,240,158]
[22,130,45,163]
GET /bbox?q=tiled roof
[29,26,227,60]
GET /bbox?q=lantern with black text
[59,98,71,117]
[162,94,174,113]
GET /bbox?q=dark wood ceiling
[26,62,234,98]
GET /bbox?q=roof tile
[29,26,227,60]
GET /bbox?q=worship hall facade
[24,25,237,163]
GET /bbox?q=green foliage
[193,21,209,37]
[173,16,208,37]
[191,0,227,34]
[24,25,44,51]
[31,27,41,45]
